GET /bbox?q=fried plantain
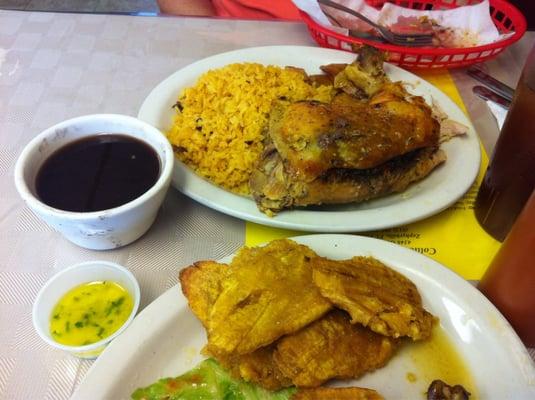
[179,240,435,393]
[292,387,384,400]
[181,259,293,390]
[274,310,398,387]
[215,343,293,391]
[312,256,436,340]
[206,239,332,356]
[179,260,229,329]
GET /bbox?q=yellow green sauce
[50,281,133,346]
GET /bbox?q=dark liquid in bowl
[36,134,160,212]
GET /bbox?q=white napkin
[293,0,508,47]
[378,1,501,46]
[293,0,379,34]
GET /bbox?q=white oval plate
[138,46,480,232]
[73,235,535,400]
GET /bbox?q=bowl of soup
[32,260,141,359]
[14,114,173,250]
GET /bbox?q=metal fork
[318,0,434,47]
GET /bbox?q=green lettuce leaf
[131,358,296,400]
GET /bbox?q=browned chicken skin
[269,91,439,182]
[249,46,449,215]
[250,144,445,215]
[332,45,388,98]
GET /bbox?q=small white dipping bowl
[33,261,141,359]
[14,114,173,250]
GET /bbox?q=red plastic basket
[300,0,527,69]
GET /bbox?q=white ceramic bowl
[14,114,174,250]
[33,260,141,359]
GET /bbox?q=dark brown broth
[36,134,160,212]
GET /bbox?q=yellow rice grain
[166,63,334,195]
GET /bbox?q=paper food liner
[293,0,511,47]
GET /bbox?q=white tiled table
[0,10,533,399]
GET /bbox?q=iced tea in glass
[474,43,535,241]
[478,190,535,347]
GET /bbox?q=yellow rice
[166,63,334,195]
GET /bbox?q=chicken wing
[274,310,398,387]
[312,256,436,340]
[333,45,387,98]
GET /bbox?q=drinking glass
[474,43,535,241]
[478,190,535,347]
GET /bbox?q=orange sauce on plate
[400,326,478,398]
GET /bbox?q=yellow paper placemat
[245,70,500,280]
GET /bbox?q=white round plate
[138,46,481,232]
[72,235,535,400]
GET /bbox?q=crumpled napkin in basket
[293,0,507,47]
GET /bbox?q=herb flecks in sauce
[50,281,133,346]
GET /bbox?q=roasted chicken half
[269,90,440,182]
[250,46,450,215]
[250,139,445,215]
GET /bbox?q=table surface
[0,9,533,399]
